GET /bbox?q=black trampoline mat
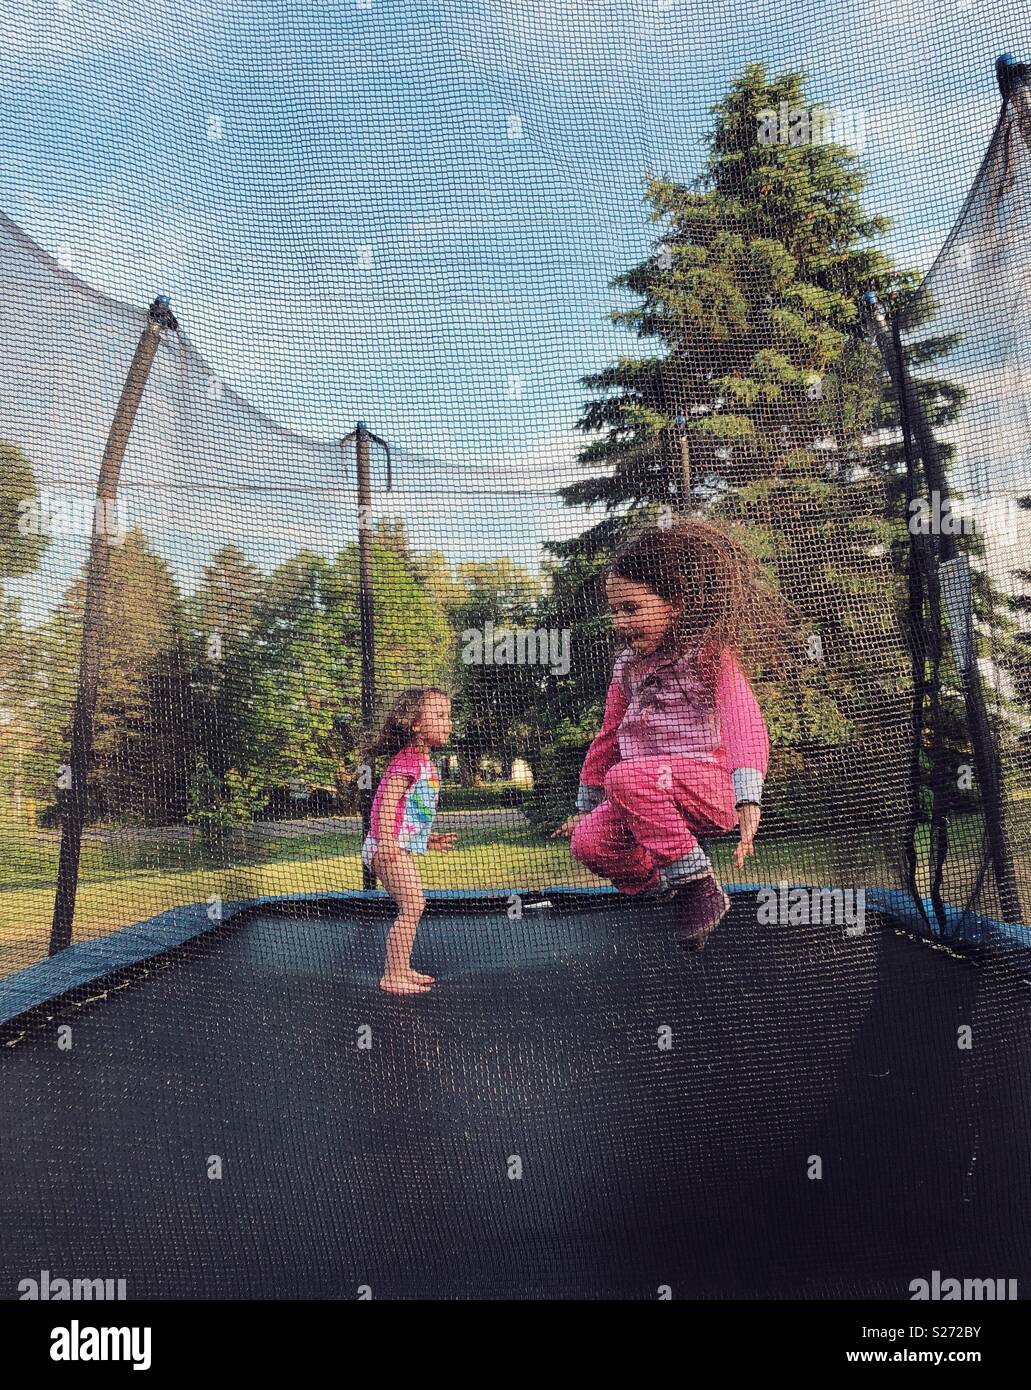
[2,892,1029,1299]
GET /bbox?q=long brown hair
[605,516,799,686]
[361,686,452,765]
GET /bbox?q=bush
[186,762,268,844]
[521,721,594,832]
[438,781,529,811]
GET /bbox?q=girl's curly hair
[361,686,452,765]
[605,516,800,687]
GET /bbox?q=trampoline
[2,886,1029,1300]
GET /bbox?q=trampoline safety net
[0,1,1030,1301]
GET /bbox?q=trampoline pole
[357,425,375,889]
[860,293,1024,924]
[49,296,179,954]
[674,414,691,512]
[342,421,391,891]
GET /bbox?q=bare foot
[380,972,432,995]
[411,970,435,983]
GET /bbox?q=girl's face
[605,575,683,657]
[413,694,452,747]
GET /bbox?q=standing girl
[361,687,456,994]
[553,518,793,951]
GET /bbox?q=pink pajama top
[576,643,769,814]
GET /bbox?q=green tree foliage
[443,557,545,785]
[366,521,458,712]
[246,550,357,799]
[0,441,50,580]
[246,526,455,805]
[22,519,456,827]
[0,594,39,815]
[0,441,50,818]
[36,529,191,824]
[186,544,266,780]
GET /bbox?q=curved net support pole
[49,297,179,955]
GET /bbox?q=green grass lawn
[1,812,1026,981]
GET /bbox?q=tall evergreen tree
[0,441,49,581]
[0,441,51,818]
[38,529,191,823]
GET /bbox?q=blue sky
[1,0,1030,603]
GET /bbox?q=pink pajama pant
[570,757,738,896]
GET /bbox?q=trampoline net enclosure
[0,1,1030,1300]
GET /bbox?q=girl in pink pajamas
[553,518,791,951]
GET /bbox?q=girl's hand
[734,804,761,869]
[551,814,585,840]
[428,832,457,853]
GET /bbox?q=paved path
[34,807,530,844]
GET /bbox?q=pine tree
[0,442,50,580]
[38,529,191,824]
[0,441,50,819]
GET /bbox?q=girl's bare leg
[373,849,434,993]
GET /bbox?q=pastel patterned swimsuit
[362,747,440,868]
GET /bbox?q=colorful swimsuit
[362,746,441,869]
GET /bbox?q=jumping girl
[553,518,793,951]
[361,687,456,994]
